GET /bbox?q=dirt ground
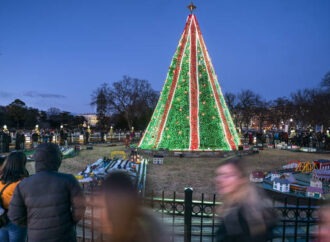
[26,144,126,175]
[145,148,330,199]
[25,144,330,200]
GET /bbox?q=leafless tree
[92,76,158,130]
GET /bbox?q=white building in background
[81,114,98,127]
[310,178,323,189]
[273,178,290,193]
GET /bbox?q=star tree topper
[187,2,196,13]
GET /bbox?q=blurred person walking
[0,151,29,242]
[97,171,169,242]
[316,199,330,242]
[8,143,86,242]
[215,159,277,242]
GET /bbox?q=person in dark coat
[8,143,86,242]
[0,130,4,153]
[3,132,11,153]
[15,131,21,150]
[31,131,39,148]
[215,159,277,242]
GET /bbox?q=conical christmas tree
[139,10,240,151]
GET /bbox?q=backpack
[0,183,12,227]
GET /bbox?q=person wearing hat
[8,143,86,242]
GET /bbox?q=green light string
[197,44,231,150]
[158,38,191,150]
[139,45,181,149]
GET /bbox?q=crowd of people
[243,130,330,150]
[0,126,142,154]
[0,143,167,242]
[0,143,329,241]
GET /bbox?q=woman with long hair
[215,158,277,242]
[0,151,29,242]
[97,171,169,242]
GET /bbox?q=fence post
[184,187,193,242]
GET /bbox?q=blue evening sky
[1,0,329,114]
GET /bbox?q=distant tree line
[1,71,328,133]
[0,99,86,131]
[92,72,329,133]
[225,71,330,132]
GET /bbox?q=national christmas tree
[139,5,241,151]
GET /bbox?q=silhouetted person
[31,132,39,148]
[8,143,86,242]
[0,151,29,242]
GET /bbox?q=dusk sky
[1,0,329,114]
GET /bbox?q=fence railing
[77,186,320,242]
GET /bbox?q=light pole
[289,118,293,130]
[109,126,113,143]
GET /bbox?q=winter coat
[0,181,20,209]
[8,149,85,242]
[216,203,276,242]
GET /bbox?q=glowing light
[138,14,240,151]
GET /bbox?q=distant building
[282,160,299,170]
[249,171,265,183]
[306,187,323,199]
[314,159,330,170]
[81,114,98,127]
[273,178,290,193]
[310,178,323,189]
[306,177,323,199]
[313,169,330,182]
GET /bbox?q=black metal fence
[77,186,320,242]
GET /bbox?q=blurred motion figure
[98,171,169,242]
[215,159,277,242]
[316,199,330,242]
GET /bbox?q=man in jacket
[8,143,86,242]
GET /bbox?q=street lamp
[109,126,114,142]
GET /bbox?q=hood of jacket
[33,143,62,172]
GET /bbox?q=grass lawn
[26,144,330,200]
